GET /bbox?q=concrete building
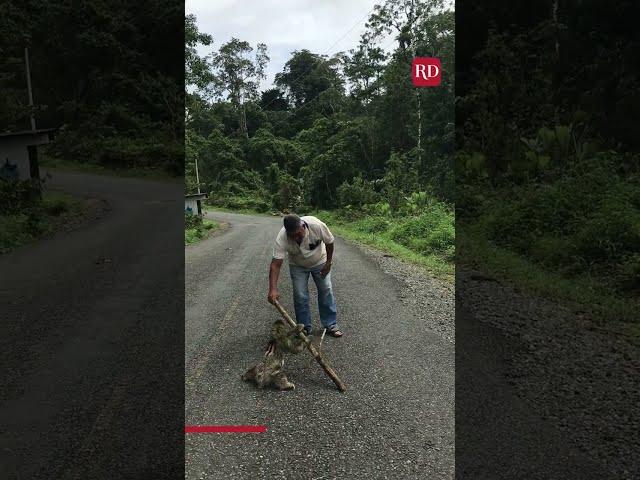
[185,193,207,216]
[0,129,56,182]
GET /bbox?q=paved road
[185,211,455,479]
[455,302,610,479]
[0,171,184,479]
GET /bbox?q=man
[267,214,343,338]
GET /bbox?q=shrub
[185,213,202,230]
[362,202,391,217]
[0,214,32,252]
[354,216,390,234]
[337,177,379,208]
[0,179,41,214]
[44,198,69,216]
[389,204,454,259]
[275,173,303,212]
[214,195,270,212]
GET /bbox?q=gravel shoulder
[346,241,454,344]
[47,191,111,234]
[458,268,639,479]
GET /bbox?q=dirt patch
[48,196,111,235]
[209,221,230,238]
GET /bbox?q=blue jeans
[289,263,337,332]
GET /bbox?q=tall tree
[362,0,449,176]
[212,38,268,139]
[185,14,214,92]
[344,41,387,103]
[184,2,456,208]
[275,50,345,108]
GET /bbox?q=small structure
[0,128,56,182]
[185,192,207,216]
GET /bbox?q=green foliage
[0,214,41,253]
[389,205,454,261]
[511,124,600,180]
[185,5,454,221]
[185,13,215,91]
[337,177,379,208]
[456,1,640,317]
[2,2,184,175]
[247,129,304,172]
[0,188,82,253]
[316,190,454,276]
[185,218,219,245]
[362,202,392,216]
[275,50,344,109]
[354,216,391,234]
[274,172,303,212]
[402,191,431,215]
[0,180,41,215]
[212,195,270,213]
[44,197,69,216]
[474,154,640,294]
[457,151,488,181]
[184,213,203,230]
[381,152,419,211]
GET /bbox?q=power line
[260,3,378,111]
[280,3,447,119]
[280,32,399,118]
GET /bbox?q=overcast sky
[185,0,393,91]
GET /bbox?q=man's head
[284,214,305,243]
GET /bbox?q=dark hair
[283,214,302,233]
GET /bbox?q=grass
[458,219,639,325]
[185,218,220,245]
[202,205,454,280]
[205,205,272,216]
[332,224,453,280]
[40,157,182,182]
[0,191,86,254]
[316,210,454,282]
[457,156,640,327]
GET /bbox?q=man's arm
[268,258,283,304]
[320,242,334,277]
[325,242,334,263]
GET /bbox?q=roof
[0,128,57,139]
[185,193,207,199]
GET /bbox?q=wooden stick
[272,300,347,392]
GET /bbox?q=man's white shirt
[272,216,334,268]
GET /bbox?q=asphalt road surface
[455,302,610,479]
[185,211,455,479]
[0,171,184,479]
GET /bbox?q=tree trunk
[553,0,560,59]
[417,92,422,152]
[241,102,248,140]
[413,43,422,167]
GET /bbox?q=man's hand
[320,261,332,277]
[268,289,280,304]
[268,258,283,304]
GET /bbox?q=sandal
[325,327,343,338]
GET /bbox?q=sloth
[241,320,307,390]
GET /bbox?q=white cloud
[185,0,393,91]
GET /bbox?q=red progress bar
[185,425,267,433]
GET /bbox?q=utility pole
[194,154,201,194]
[24,47,36,131]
